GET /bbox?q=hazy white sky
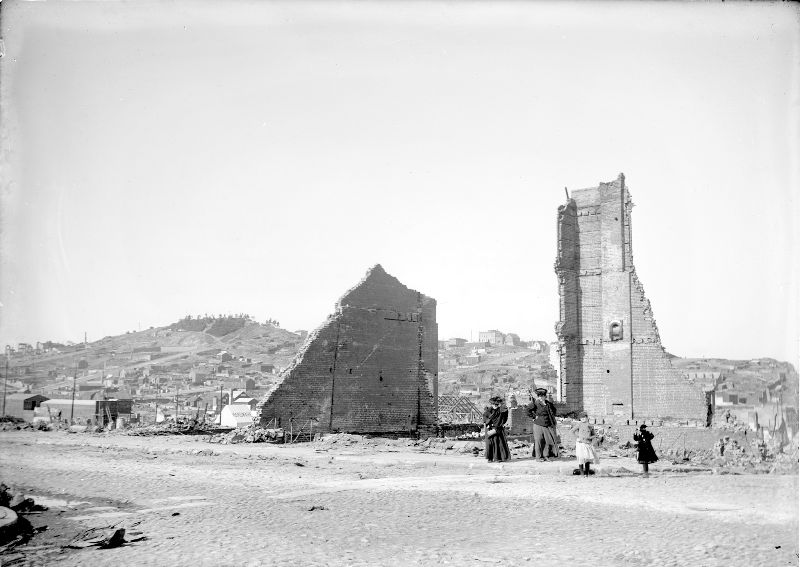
[0,1,797,364]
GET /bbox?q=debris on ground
[209,425,285,444]
[0,417,56,432]
[66,521,146,550]
[0,484,48,514]
[67,527,127,549]
[0,485,49,551]
[122,419,220,436]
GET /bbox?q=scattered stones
[123,420,219,436]
[209,426,284,444]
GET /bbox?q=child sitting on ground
[571,412,599,477]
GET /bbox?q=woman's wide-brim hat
[489,396,503,404]
[534,388,548,396]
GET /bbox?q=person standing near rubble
[527,388,559,461]
[633,424,658,476]
[571,412,598,477]
[483,396,510,462]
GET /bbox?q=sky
[0,1,798,365]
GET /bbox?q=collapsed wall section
[256,265,437,434]
[554,174,707,421]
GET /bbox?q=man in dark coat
[527,388,558,461]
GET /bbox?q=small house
[3,393,49,421]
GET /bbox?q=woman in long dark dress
[483,396,511,462]
[633,424,658,475]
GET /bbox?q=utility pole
[70,363,77,424]
[175,385,179,421]
[2,357,8,416]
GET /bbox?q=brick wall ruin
[257,265,438,435]
[555,174,708,422]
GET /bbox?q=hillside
[438,344,556,407]
[440,344,799,412]
[4,317,305,392]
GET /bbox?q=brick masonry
[256,265,438,435]
[554,174,708,421]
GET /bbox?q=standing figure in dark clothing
[633,424,658,475]
[527,388,559,461]
[483,396,511,462]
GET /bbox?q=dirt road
[0,431,797,566]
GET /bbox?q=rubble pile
[769,440,799,474]
[606,431,798,473]
[123,420,218,436]
[313,433,495,456]
[209,425,285,444]
[316,433,377,448]
[677,436,788,471]
[0,417,55,432]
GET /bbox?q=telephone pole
[70,363,77,423]
[2,357,8,416]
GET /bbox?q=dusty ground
[0,430,797,567]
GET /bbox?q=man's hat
[489,395,503,405]
[535,388,548,396]
[639,424,648,430]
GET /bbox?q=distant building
[479,330,505,345]
[458,384,481,401]
[190,369,210,385]
[231,395,258,411]
[446,338,467,348]
[529,341,549,353]
[3,393,49,421]
[714,389,765,407]
[503,333,521,346]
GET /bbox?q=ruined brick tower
[257,265,438,434]
[555,174,708,421]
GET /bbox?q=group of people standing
[482,388,659,476]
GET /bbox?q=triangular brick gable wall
[256,265,438,434]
